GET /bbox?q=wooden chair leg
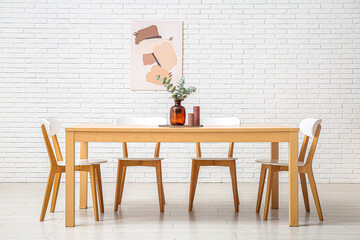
[155,161,164,212]
[161,181,165,205]
[271,172,279,209]
[95,165,104,213]
[256,165,267,213]
[300,172,310,212]
[188,160,200,211]
[40,169,56,221]
[307,170,324,221]
[236,183,240,205]
[263,166,274,221]
[90,166,99,221]
[234,163,240,206]
[114,161,122,211]
[50,172,61,213]
[229,160,239,212]
[118,165,127,205]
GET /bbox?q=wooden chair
[256,118,323,221]
[189,117,240,212]
[114,116,167,212]
[39,119,107,222]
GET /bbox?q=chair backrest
[196,117,241,158]
[298,118,322,166]
[201,117,240,126]
[116,116,167,125]
[40,119,63,168]
[41,118,61,136]
[115,116,167,158]
[300,118,322,138]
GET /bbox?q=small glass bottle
[170,100,186,125]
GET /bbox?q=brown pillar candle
[188,113,195,126]
[193,106,200,126]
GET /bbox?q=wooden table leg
[80,142,88,209]
[65,131,75,227]
[289,132,299,227]
[271,142,279,209]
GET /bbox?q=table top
[66,124,299,132]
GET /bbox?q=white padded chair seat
[255,159,305,166]
[192,157,237,161]
[117,157,164,161]
[58,159,108,166]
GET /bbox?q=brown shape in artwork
[146,65,170,85]
[134,25,160,44]
[143,53,156,65]
[153,42,177,71]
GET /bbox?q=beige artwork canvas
[131,21,183,90]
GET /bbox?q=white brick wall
[0,0,359,183]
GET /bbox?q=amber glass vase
[170,100,186,125]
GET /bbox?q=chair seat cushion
[255,159,305,166]
[58,159,108,166]
[192,157,237,161]
[117,157,164,161]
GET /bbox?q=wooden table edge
[65,125,299,133]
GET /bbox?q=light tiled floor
[0,182,359,239]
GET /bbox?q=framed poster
[131,21,183,90]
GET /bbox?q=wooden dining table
[65,124,299,227]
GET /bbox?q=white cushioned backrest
[40,118,61,136]
[201,117,240,126]
[116,116,167,125]
[299,118,322,137]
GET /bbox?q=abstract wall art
[131,21,183,90]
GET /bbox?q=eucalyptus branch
[156,75,196,101]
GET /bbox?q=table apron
[73,131,291,143]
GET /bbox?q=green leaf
[167,83,173,91]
